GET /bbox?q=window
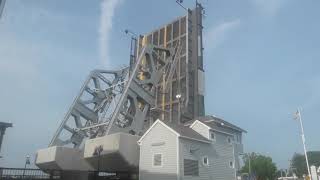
[153,154,162,167]
[210,132,216,140]
[227,137,232,144]
[202,156,209,166]
[184,159,199,176]
[229,161,234,168]
[236,134,241,143]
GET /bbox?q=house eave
[179,136,211,144]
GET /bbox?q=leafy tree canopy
[291,151,320,177]
[241,152,277,180]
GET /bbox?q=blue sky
[1,0,320,169]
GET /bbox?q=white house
[138,115,246,180]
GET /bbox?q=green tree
[241,152,277,180]
[291,151,320,177]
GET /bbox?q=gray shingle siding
[192,120,244,174]
[139,122,178,180]
[179,133,235,180]
[210,126,244,174]
[139,119,244,180]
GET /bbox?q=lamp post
[176,94,182,124]
[293,108,311,178]
[93,145,103,172]
[124,29,138,76]
[22,155,30,178]
[124,29,138,38]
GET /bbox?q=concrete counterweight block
[84,133,140,172]
[35,146,93,171]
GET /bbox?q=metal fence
[0,168,63,180]
[0,168,135,180]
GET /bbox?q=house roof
[193,115,247,133]
[161,120,211,143]
[138,120,211,144]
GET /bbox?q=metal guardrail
[0,168,130,180]
[0,168,60,179]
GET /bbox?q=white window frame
[210,132,216,141]
[229,160,234,168]
[202,156,209,166]
[152,153,163,167]
[227,136,232,144]
[234,134,238,144]
[234,134,241,144]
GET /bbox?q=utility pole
[294,108,311,178]
[176,94,182,124]
[22,155,31,178]
[124,29,138,75]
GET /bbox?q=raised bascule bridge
[36,3,207,179]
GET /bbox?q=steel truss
[50,44,179,148]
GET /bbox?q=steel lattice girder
[105,45,174,136]
[49,44,177,149]
[50,68,129,148]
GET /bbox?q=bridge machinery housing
[36,3,205,179]
[36,44,182,171]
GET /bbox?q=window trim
[210,132,216,141]
[234,134,241,144]
[152,153,163,167]
[202,156,209,166]
[229,160,234,168]
[227,136,232,144]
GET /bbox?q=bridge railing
[0,168,61,179]
[0,168,130,180]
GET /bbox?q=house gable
[138,119,179,145]
[138,120,179,180]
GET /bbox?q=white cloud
[251,0,287,17]
[204,19,241,50]
[99,0,122,67]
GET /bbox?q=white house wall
[139,122,178,180]
[233,142,244,170]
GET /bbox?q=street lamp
[176,94,182,124]
[93,145,103,172]
[293,109,311,178]
[124,29,138,38]
[22,155,31,178]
